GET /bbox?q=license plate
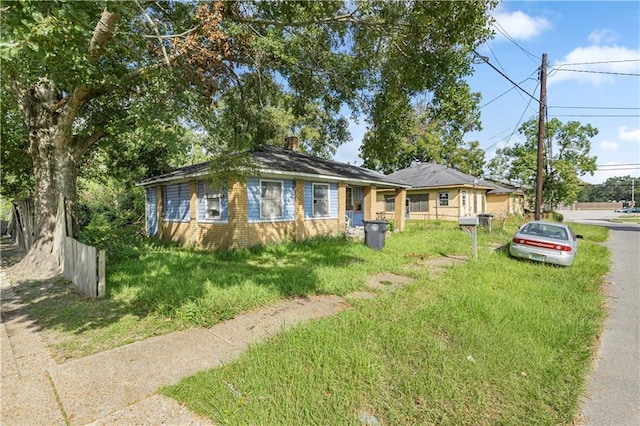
[529,253,545,261]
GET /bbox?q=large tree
[488,118,598,210]
[2,0,496,266]
[360,91,485,174]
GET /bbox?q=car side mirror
[576,234,584,239]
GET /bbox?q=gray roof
[386,162,490,189]
[483,179,526,195]
[138,145,408,188]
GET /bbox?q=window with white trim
[438,192,449,207]
[200,181,224,220]
[260,180,283,219]
[313,183,330,217]
[205,195,222,220]
[461,191,467,208]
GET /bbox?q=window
[198,181,225,221]
[409,194,428,212]
[205,197,221,220]
[385,196,395,212]
[438,192,449,207]
[461,191,467,208]
[163,182,190,221]
[261,180,283,219]
[313,183,330,217]
[350,187,364,212]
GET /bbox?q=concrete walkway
[2,242,457,425]
[1,273,348,425]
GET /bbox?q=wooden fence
[53,195,106,298]
[60,236,106,298]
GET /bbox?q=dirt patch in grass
[403,254,467,277]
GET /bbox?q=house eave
[137,167,410,189]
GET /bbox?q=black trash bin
[363,220,388,250]
[478,213,494,227]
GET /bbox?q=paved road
[563,210,640,425]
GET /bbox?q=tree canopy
[1,0,497,261]
[487,117,598,209]
[360,94,485,175]
[577,175,638,203]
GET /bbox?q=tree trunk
[12,79,85,273]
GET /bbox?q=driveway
[563,210,640,425]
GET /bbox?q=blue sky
[334,1,640,185]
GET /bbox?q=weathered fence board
[53,195,106,298]
[63,237,96,297]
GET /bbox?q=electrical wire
[473,50,539,102]
[551,68,640,77]
[483,92,538,153]
[479,68,539,110]
[491,21,539,63]
[549,106,640,110]
[553,59,640,66]
[548,114,640,118]
[597,163,640,167]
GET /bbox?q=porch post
[338,183,346,231]
[394,188,406,231]
[363,185,377,221]
[294,180,305,241]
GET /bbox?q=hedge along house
[376,162,524,221]
[137,140,409,250]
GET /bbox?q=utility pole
[535,53,547,221]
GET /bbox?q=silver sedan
[509,221,583,266]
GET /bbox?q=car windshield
[521,223,568,240]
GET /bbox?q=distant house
[376,162,525,221]
[483,179,526,217]
[138,140,409,250]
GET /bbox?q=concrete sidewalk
[2,273,349,425]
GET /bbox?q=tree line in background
[577,176,638,204]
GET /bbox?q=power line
[554,59,640,66]
[597,163,640,168]
[491,21,539,63]
[551,68,640,77]
[480,68,539,110]
[473,50,539,102]
[593,167,640,171]
[549,106,640,110]
[548,114,640,118]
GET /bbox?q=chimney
[284,136,299,151]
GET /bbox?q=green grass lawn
[161,221,609,425]
[21,219,477,359]
[15,217,610,423]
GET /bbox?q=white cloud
[600,140,620,151]
[492,10,551,41]
[549,44,640,85]
[588,29,618,45]
[618,127,640,143]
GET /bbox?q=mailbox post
[459,216,479,260]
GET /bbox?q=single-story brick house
[375,162,525,221]
[138,141,409,250]
[483,179,526,217]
